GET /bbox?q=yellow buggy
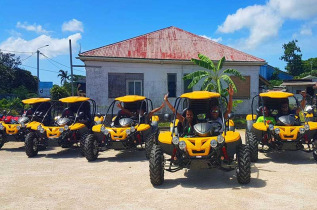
[84,95,159,161]
[25,96,96,157]
[149,91,250,186]
[0,98,51,149]
[246,91,317,162]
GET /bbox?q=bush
[50,85,70,100]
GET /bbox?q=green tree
[280,40,303,76]
[183,54,245,96]
[58,70,70,86]
[50,85,70,100]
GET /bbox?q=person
[256,106,276,125]
[276,91,306,118]
[116,100,165,124]
[164,94,195,136]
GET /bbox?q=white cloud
[217,0,317,49]
[0,33,82,58]
[16,22,48,34]
[62,19,84,32]
[199,35,222,42]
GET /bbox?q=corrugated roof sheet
[79,26,265,62]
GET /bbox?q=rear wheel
[149,144,164,186]
[236,144,251,184]
[84,134,99,161]
[246,131,258,162]
[25,132,39,157]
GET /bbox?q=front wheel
[149,144,164,186]
[80,132,89,157]
[246,131,258,162]
[25,132,39,157]
[313,149,317,161]
[84,134,99,161]
[145,131,156,159]
[0,133,5,149]
[236,144,251,184]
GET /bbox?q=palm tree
[183,53,245,96]
[58,70,70,86]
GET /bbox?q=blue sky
[1,0,317,84]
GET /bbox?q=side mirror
[164,114,170,121]
[305,105,314,114]
[228,112,234,119]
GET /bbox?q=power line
[20,64,59,73]
[20,53,35,62]
[0,49,34,54]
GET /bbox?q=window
[126,80,143,95]
[230,76,250,99]
[167,73,177,97]
[108,73,144,98]
[183,74,192,93]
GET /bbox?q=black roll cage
[103,98,154,126]
[171,95,229,137]
[251,94,307,124]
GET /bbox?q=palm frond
[191,58,215,71]
[217,56,226,71]
[185,71,210,89]
[204,83,216,92]
[201,77,212,90]
[223,68,245,81]
[197,53,215,69]
[221,74,237,92]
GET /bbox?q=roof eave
[77,56,266,66]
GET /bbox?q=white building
[78,26,266,114]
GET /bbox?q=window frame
[126,79,143,95]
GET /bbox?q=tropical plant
[183,53,245,96]
[50,85,70,100]
[58,70,70,86]
[280,40,303,76]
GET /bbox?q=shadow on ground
[90,149,147,163]
[154,165,266,190]
[256,150,316,165]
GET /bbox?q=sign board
[39,82,53,97]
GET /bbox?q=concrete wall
[84,61,261,114]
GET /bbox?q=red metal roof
[79,26,265,62]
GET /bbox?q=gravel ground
[0,130,316,210]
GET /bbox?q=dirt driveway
[0,130,316,209]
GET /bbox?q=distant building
[260,65,293,80]
[78,26,266,114]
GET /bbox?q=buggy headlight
[37,125,42,131]
[217,135,225,144]
[21,123,25,128]
[59,128,64,133]
[126,129,131,135]
[39,127,45,133]
[299,127,305,134]
[269,124,274,131]
[304,124,310,131]
[103,129,109,135]
[210,139,217,148]
[16,126,21,130]
[64,125,69,131]
[274,128,280,134]
[100,126,106,132]
[179,141,186,150]
[0,124,3,130]
[172,136,179,145]
[130,126,135,132]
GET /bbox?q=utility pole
[69,39,74,96]
[36,45,49,96]
[37,50,40,96]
